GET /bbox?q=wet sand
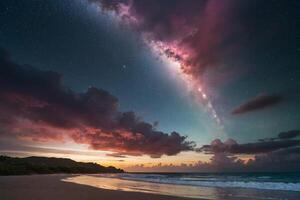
[0,174,196,200]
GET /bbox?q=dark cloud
[278,130,300,139]
[197,130,300,155]
[197,130,300,154]
[0,48,195,157]
[231,94,283,115]
[197,138,300,155]
[258,130,300,142]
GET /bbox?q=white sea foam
[99,174,300,192]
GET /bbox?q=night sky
[0,0,300,172]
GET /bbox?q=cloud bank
[197,138,300,155]
[128,130,300,172]
[195,131,300,172]
[127,147,300,172]
[0,48,195,158]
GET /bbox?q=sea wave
[99,174,300,192]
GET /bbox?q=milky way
[149,40,222,126]
[88,0,237,127]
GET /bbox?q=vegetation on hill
[0,156,124,175]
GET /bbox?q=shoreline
[0,174,197,200]
[1,174,300,200]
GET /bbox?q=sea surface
[63,173,300,200]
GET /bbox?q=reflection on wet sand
[62,175,300,200]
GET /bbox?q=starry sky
[0,0,300,172]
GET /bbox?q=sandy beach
[0,175,196,200]
[1,174,300,200]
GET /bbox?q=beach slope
[0,175,195,200]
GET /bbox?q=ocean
[63,172,300,200]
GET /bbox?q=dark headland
[0,155,124,175]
